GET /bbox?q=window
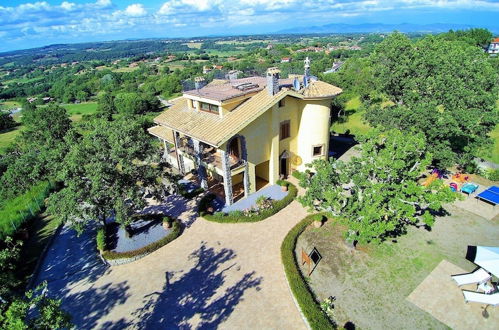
[278,98,285,107]
[200,102,219,114]
[280,121,290,140]
[312,145,324,157]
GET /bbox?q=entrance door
[280,157,288,177]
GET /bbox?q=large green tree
[0,112,16,131]
[366,33,499,168]
[0,104,72,198]
[0,238,72,329]
[96,92,116,121]
[297,130,456,244]
[47,117,168,231]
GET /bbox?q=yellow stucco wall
[255,160,269,181]
[218,95,331,189]
[296,99,331,171]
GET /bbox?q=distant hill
[278,23,499,34]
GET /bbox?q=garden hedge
[99,219,182,261]
[281,213,336,329]
[199,180,297,223]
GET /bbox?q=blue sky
[1,0,499,52]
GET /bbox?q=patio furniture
[452,268,491,286]
[462,291,499,306]
[466,245,499,277]
[460,182,479,196]
[477,282,496,294]
[475,186,499,207]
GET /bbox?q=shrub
[200,181,298,223]
[96,227,106,252]
[483,168,499,181]
[179,187,204,199]
[281,213,336,329]
[101,219,182,260]
[291,170,305,180]
[0,181,53,240]
[198,193,217,216]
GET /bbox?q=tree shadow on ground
[143,194,199,228]
[58,281,131,329]
[34,224,132,329]
[35,224,109,287]
[133,241,263,329]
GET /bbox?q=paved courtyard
[35,193,309,329]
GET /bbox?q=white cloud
[124,4,147,17]
[1,0,499,51]
[61,2,76,11]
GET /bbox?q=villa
[487,37,499,55]
[149,59,342,205]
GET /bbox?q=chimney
[227,70,239,81]
[266,67,280,96]
[194,76,206,90]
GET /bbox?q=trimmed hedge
[281,213,336,329]
[96,227,106,252]
[199,180,297,223]
[0,181,53,240]
[99,219,182,260]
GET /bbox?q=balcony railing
[175,144,244,170]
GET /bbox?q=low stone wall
[103,252,150,266]
[99,219,182,266]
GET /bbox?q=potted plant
[163,217,172,229]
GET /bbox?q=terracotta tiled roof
[183,77,266,102]
[299,80,343,99]
[155,89,288,146]
[148,125,174,144]
[493,38,499,43]
[153,77,342,146]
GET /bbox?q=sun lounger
[451,268,491,286]
[460,182,478,195]
[463,291,499,306]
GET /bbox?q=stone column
[193,139,208,189]
[243,162,250,197]
[173,131,185,175]
[162,139,170,160]
[220,149,233,206]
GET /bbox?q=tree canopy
[296,129,456,244]
[365,33,499,168]
[0,104,72,199]
[47,117,168,231]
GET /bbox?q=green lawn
[0,102,98,154]
[0,126,22,153]
[112,66,140,73]
[299,204,499,328]
[331,96,372,136]
[61,102,98,121]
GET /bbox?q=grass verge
[281,213,336,329]
[199,180,297,223]
[16,212,61,289]
[0,181,53,240]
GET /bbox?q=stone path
[35,193,309,329]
